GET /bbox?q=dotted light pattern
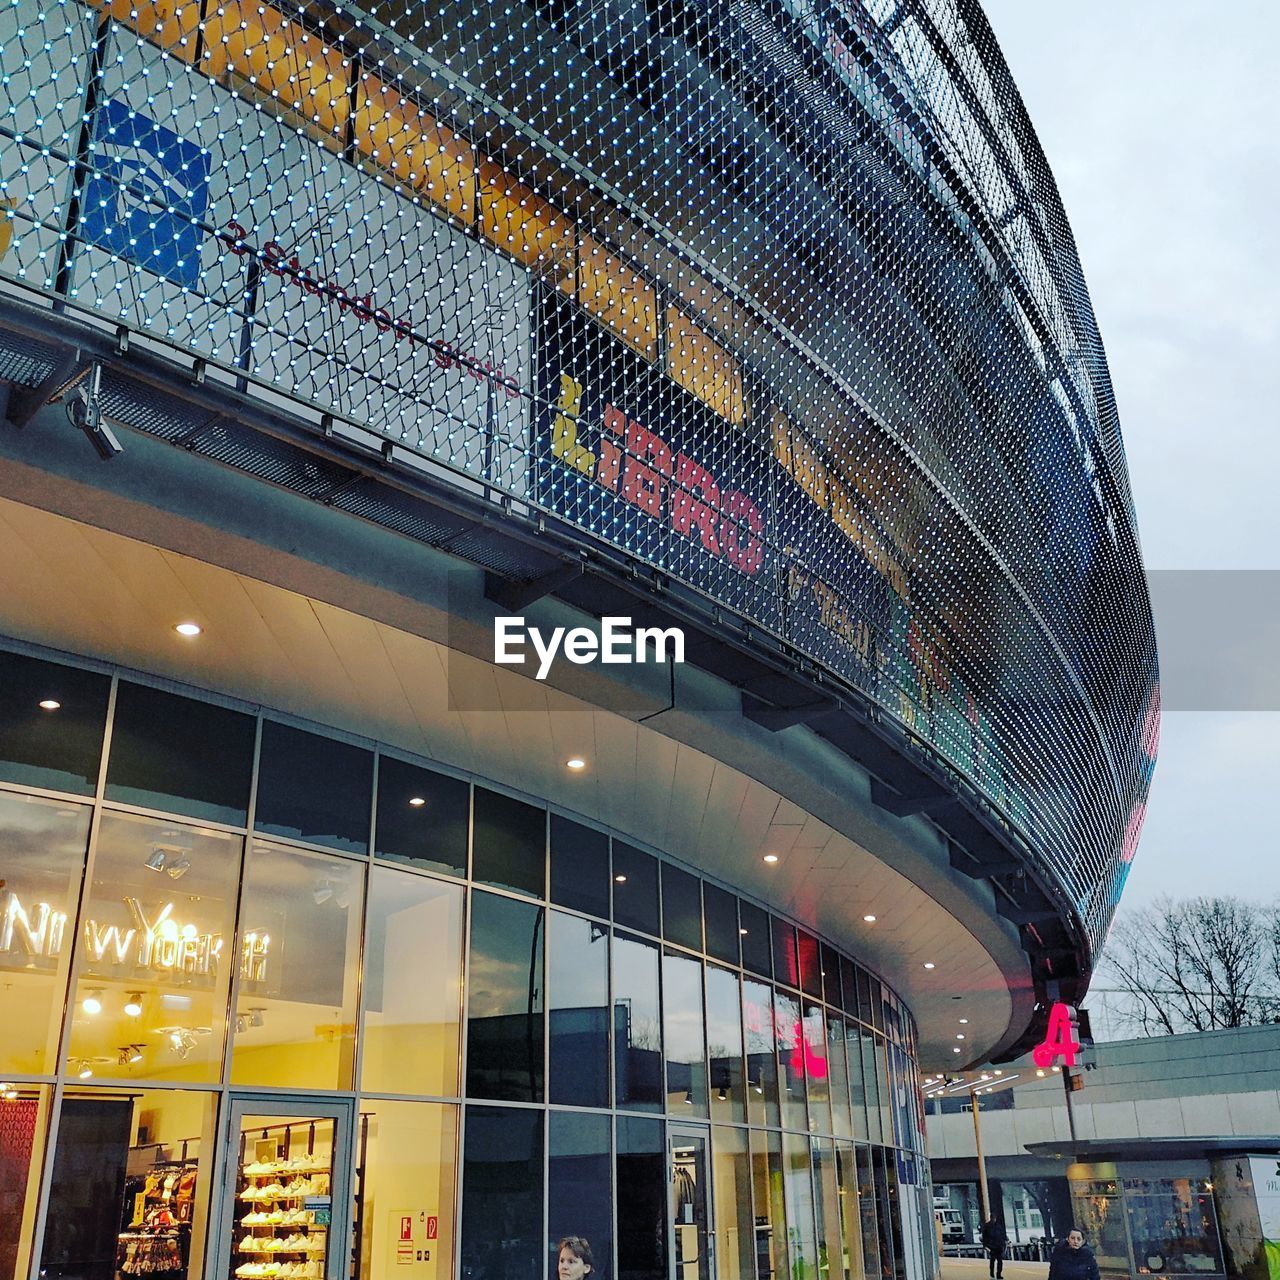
[0,0,1158,953]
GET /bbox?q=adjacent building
[0,3,1157,1280]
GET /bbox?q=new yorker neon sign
[1033,1002,1081,1068]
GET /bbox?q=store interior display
[116,1148,200,1276]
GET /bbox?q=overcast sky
[979,2,1280,908]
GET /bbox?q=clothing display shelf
[117,1149,199,1278]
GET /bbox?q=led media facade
[0,0,1158,955]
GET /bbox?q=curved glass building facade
[0,1,1157,1280]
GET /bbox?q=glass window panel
[839,957,858,1020]
[835,1143,865,1280]
[867,977,884,1033]
[775,990,807,1131]
[231,841,363,1089]
[105,683,254,825]
[738,901,771,977]
[0,649,109,795]
[613,932,662,1112]
[362,867,464,1097]
[663,949,707,1116]
[0,792,90,1074]
[819,945,841,1010]
[67,811,242,1084]
[466,890,545,1102]
[855,969,873,1027]
[374,755,469,878]
[550,815,609,918]
[40,1087,217,1280]
[549,1111,612,1277]
[549,910,610,1108]
[797,931,822,999]
[871,1150,897,1280]
[472,788,545,898]
[749,1129,788,1280]
[705,964,745,1124]
[1121,1178,1224,1275]
[661,864,702,952]
[812,1140,843,1280]
[804,1003,831,1135]
[782,1132,818,1280]
[711,1126,754,1280]
[883,1153,906,1280]
[847,1025,869,1142]
[861,1036,882,1144]
[357,1100,458,1280]
[855,1147,881,1280]
[743,979,779,1128]
[460,1105,542,1280]
[827,1016,852,1140]
[616,1115,666,1280]
[702,884,739,967]
[875,1038,893,1142]
[254,721,373,854]
[0,1083,52,1280]
[772,919,798,989]
[612,843,658,936]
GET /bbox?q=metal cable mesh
[0,0,1158,954]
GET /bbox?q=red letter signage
[1033,1002,1081,1068]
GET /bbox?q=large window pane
[356,1100,458,1280]
[374,756,469,879]
[711,1125,754,1280]
[749,1129,787,1280]
[231,842,363,1089]
[613,932,662,1112]
[661,864,702,952]
[827,1016,852,1139]
[67,812,242,1084]
[663,950,707,1116]
[771,919,798,989]
[612,843,658,936]
[105,683,254,826]
[0,792,89,1074]
[875,1038,893,1143]
[549,1111,612,1276]
[835,1143,865,1280]
[466,890,544,1102]
[871,1150,897,1280]
[617,1116,666,1280]
[702,884,739,967]
[820,945,841,1010]
[39,1087,217,1280]
[855,1147,881,1280]
[797,931,822,999]
[550,816,609,918]
[738,901,771,977]
[362,867,464,1097]
[782,1132,818,1280]
[847,1024,869,1142]
[255,721,373,854]
[804,1004,831,1135]
[549,910,610,1108]
[775,990,807,1131]
[0,650,109,795]
[461,1105,542,1280]
[861,1037,882,1145]
[706,965,745,1124]
[0,1084,52,1280]
[813,1140,843,1280]
[743,979,779,1128]
[472,789,545,898]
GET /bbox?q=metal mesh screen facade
[0,0,1158,955]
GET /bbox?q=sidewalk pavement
[941,1257,1047,1280]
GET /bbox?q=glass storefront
[0,644,935,1280]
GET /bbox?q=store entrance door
[209,1097,356,1280]
[669,1127,714,1280]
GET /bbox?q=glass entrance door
[669,1128,713,1280]
[209,1097,355,1280]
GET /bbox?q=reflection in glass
[664,950,707,1116]
[772,918,799,989]
[742,979,779,1128]
[548,911,609,1108]
[835,1143,865,1280]
[106,683,254,826]
[820,945,841,1009]
[0,792,90,1074]
[613,932,662,1112]
[550,815,609,918]
[855,1146,881,1280]
[357,1100,458,1280]
[549,1111,612,1277]
[617,1116,666,1280]
[812,1140,842,1280]
[68,812,243,1084]
[749,1129,787,1280]
[1121,1177,1223,1276]
[0,1084,52,1280]
[827,1015,852,1139]
[466,890,544,1102]
[804,1004,831,1134]
[461,1106,542,1280]
[374,755,469,878]
[362,867,464,1096]
[231,841,362,1089]
[861,1036,882,1144]
[783,1132,818,1280]
[847,1024,869,1142]
[254,721,373,854]
[738,901,771,977]
[797,931,821,999]
[705,965,745,1124]
[774,990,807,1132]
[0,649,109,795]
[871,1149,896,1280]
[612,843,659,936]
[702,884,740,966]
[661,864,702,952]
[710,1125,754,1280]
[472,788,545,898]
[40,1087,217,1280]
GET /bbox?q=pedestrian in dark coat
[981,1216,1009,1279]
[1048,1229,1101,1280]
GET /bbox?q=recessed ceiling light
[956,1033,966,1040]
[38,699,61,711]
[614,874,627,883]
[763,854,779,864]
[959,1018,969,1024]
[124,993,143,1018]
[739,928,748,935]
[566,757,586,770]
[82,990,104,1016]
[923,962,935,970]
[952,1047,961,1054]
[174,622,202,637]
[408,797,426,807]
[862,914,877,923]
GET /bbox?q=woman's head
[557,1238,594,1280]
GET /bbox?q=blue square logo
[81,98,211,290]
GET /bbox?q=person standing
[981,1215,1008,1279]
[1048,1229,1101,1280]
